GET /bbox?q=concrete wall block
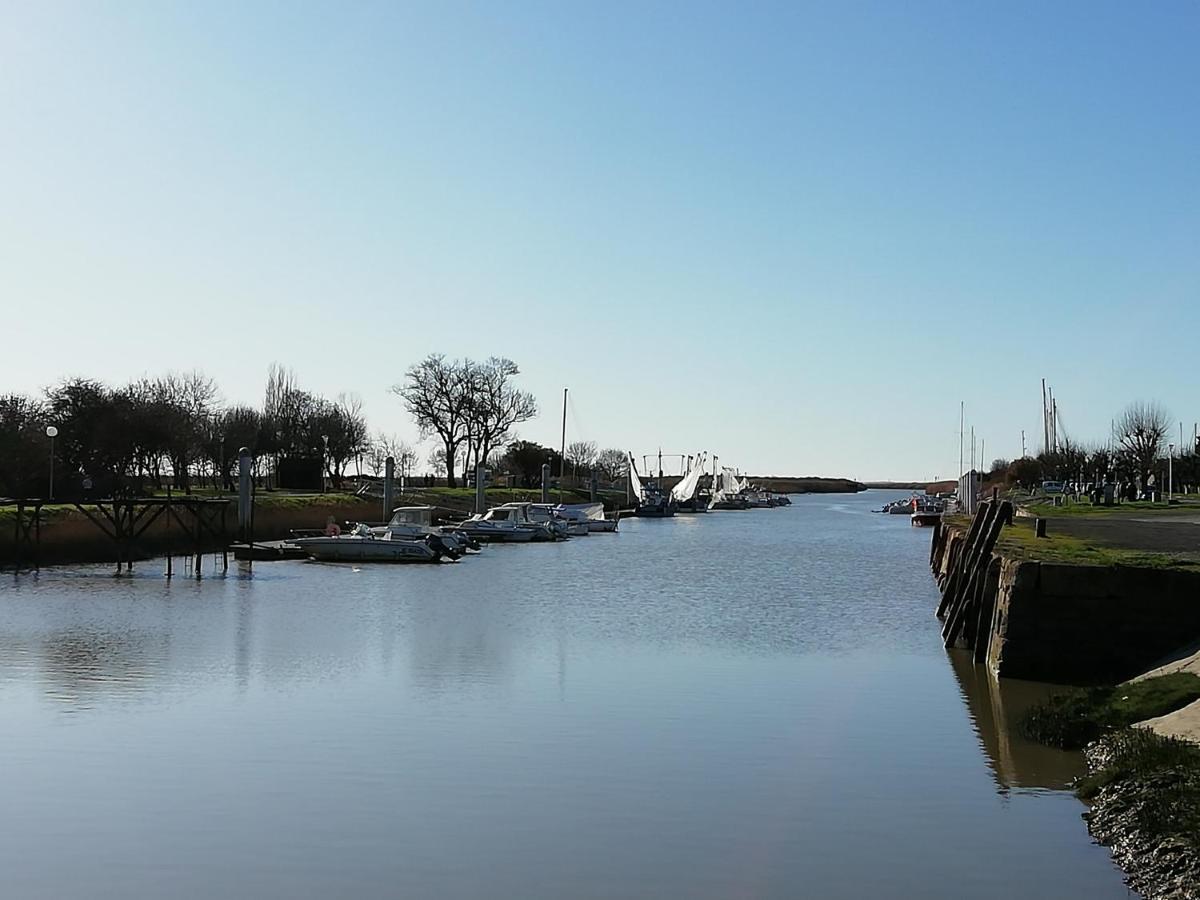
[1038,563,1113,599]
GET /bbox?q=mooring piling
[383,456,395,521]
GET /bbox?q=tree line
[0,354,630,499]
[992,401,1200,493]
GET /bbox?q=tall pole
[1042,379,1049,454]
[959,401,964,479]
[970,426,975,473]
[48,434,55,500]
[1169,444,1174,502]
[1021,430,1026,458]
[559,388,567,502]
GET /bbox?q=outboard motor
[427,534,461,561]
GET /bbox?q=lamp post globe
[45,425,58,500]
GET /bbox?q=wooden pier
[2,496,233,576]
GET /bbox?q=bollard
[383,456,395,521]
[237,448,252,542]
[1035,517,1047,538]
[541,463,551,504]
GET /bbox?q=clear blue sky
[3,2,1197,481]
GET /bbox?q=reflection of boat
[371,506,481,552]
[555,502,619,532]
[452,503,552,542]
[293,525,457,562]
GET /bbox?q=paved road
[1047,515,1200,554]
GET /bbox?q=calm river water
[0,491,1133,899]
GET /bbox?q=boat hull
[449,525,537,543]
[293,537,446,563]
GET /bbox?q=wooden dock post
[383,457,395,522]
[936,501,993,619]
[237,448,252,543]
[942,501,1012,649]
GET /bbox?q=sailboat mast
[559,388,567,501]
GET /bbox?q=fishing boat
[709,466,751,509]
[371,506,481,552]
[451,503,554,542]
[671,453,710,513]
[628,453,676,517]
[293,524,459,563]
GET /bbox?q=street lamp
[45,425,58,500]
[1169,443,1175,502]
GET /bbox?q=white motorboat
[451,503,551,542]
[371,506,481,553]
[527,503,587,537]
[554,502,619,533]
[293,524,458,563]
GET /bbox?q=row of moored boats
[291,502,617,563]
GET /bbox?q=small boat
[711,496,751,510]
[910,495,946,527]
[555,502,619,532]
[451,503,554,542]
[745,491,773,509]
[293,524,458,563]
[371,506,481,552]
[526,503,587,538]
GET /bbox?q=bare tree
[1116,401,1170,487]
[427,447,447,478]
[368,432,419,479]
[595,448,628,481]
[566,440,597,474]
[393,355,475,487]
[153,370,218,493]
[466,358,538,474]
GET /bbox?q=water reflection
[949,650,1086,791]
[0,493,1134,900]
